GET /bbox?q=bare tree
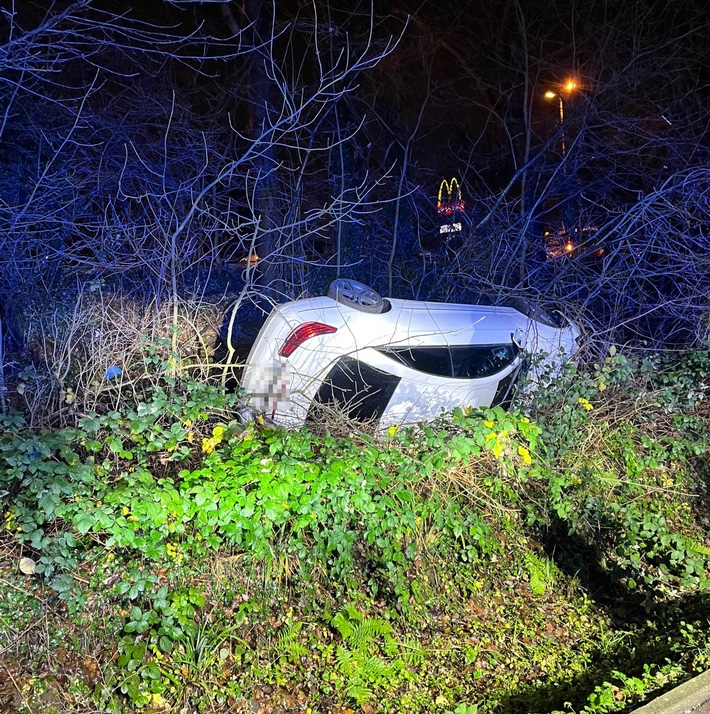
[0,0,403,416]
[360,0,709,350]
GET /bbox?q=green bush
[1,347,709,711]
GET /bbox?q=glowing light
[440,223,462,234]
[240,253,259,267]
[437,178,465,216]
[545,80,579,100]
[564,241,574,253]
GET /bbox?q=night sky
[1,0,709,345]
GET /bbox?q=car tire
[327,279,388,314]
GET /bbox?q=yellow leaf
[518,445,532,465]
[483,420,495,429]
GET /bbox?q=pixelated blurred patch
[249,360,291,412]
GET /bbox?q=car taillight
[279,321,337,357]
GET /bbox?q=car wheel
[327,279,388,314]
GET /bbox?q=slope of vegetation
[1,347,710,713]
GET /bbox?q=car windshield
[377,343,519,379]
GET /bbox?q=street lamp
[544,78,578,158]
[544,78,580,244]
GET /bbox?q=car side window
[378,346,452,377]
[450,344,519,378]
[378,343,519,379]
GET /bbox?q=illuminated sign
[439,223,462,234]
[437,178,465,217]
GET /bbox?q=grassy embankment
[1,347,710,713]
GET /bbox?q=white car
[240,279,578,429]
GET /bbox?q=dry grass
[9,290,228,425]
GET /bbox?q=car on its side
[240,279,579,430]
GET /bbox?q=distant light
[437,178,465,216]
[564,241,574,253]
[241,254,259,267]
[440,223,462,234]
[544,91,556,100]
[564,79,578,92]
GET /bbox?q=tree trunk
[222,0,280,296]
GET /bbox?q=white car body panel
[241,295,578,429]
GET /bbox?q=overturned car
[240,279,579,430]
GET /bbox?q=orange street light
[544,78,579,104]
[544,79,579,158]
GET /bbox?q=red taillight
[279,321,337,357]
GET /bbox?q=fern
[349,616,393,650]
[332,610,355,640]
[363,654,389,679]
[524,552,555,595]
[275,621,308,663]
[336,645,359,674]
[346,682,374,705]
[383,636,400,659]
[333,603,408,704]
[684,537,710,559]
[401,637,425,666]
[344,603,364,622]
[333,606,393,650]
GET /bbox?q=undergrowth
[0,347,709,712]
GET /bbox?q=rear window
[378,343,519,379]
